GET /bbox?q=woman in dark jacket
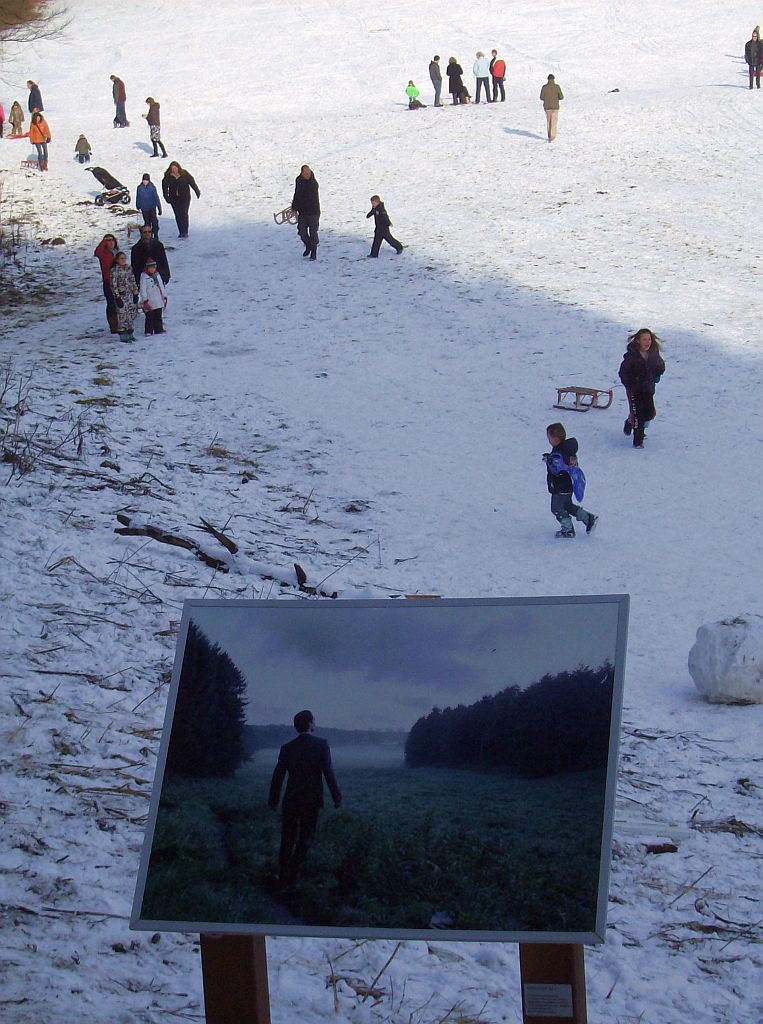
[446,57,464,105]
[161,161,200,238]
[618,328,666,449]
[745,29,762,89]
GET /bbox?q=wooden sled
[554,385,613,412]
[21,159,39,169]
[273,207,298,225]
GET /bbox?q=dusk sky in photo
[182,599,623,731]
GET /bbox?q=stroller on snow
[86,166,131,206]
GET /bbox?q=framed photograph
[131,596,628,942]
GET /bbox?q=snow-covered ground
[1,1,761,1021]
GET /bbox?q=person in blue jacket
[543,423,598,538]
[135,173,163,239]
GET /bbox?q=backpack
[545,452,586,501]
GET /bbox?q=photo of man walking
[268,710,342,885]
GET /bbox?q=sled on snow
[21,159,39,169]
[273,207,298,225]
[554,385,613,412]
[86,166,131,206]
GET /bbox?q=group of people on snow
[94,225,170,343]
[411,54,562,140]
[423,51,507,107]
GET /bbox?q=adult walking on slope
[291,165,320,260]
[619,328,666,449]
[745,28,762,89]
[143,98,167,157]
[540,74,563,140]
[110,75,128,127]
[473,51,492,103]
[162,161,201,238]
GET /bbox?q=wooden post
[518,944,587,1023]
[200,934,271,1024]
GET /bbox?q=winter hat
[548,73,555,80]
[142,173,151,181]
[146,258,157,266]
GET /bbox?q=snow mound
[688,614,763,704]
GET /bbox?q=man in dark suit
[268,710,341,884]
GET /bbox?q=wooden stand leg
[518,944,587,1023]
[200,934,271,1024]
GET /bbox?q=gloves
[143,300,151,312]
[115,297,124,308]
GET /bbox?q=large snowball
[688,614,763,704]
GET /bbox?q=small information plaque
[523,983,574,1018]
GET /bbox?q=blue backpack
[545,452,586,501]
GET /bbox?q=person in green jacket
[405,81,426,109]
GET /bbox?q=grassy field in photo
[140,745,606,933]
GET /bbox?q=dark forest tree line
[243,724,406,754]
[165,621,248,778]
[404,663,614,777]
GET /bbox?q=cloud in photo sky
[181,599,622,732]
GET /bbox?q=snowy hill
[1,1,762,1022]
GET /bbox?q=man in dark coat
[27,80,43,113]
[110,75,128,127]
[130,225,171,285]
[291,165,320,260]
[429,55,443,106]
[268,710,341,884]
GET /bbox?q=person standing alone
[540,73,563,141]
[745,28,762,89]
[291,165,320,260]
[110,75,128,127]
[268,710,342,886]
[143,97,167,157]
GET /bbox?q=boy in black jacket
[367,196,403,257]
[544,423,598,538]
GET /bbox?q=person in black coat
[291,164,320,259]
[27,80,43,113]
[366,195,403,256]
[161,161,200,238]
[745,29,763,88]
[618,328,666,448]
[268,710,342,885]
[446,57,465,105]
[130,225,171,285]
